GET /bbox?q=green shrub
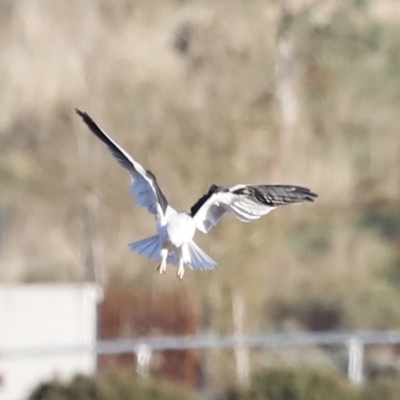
[27,368,400,400]
[28,375,104,400]
[28,381,70,400]
[358,379,400,400]
[27,370,198,400]
[241,368,356,400]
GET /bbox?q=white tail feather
[186,241,217,271]
[129,235,161,261]
[129,236,216,272]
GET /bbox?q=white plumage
[76,110,318,279]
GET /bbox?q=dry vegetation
[1,0,400,349]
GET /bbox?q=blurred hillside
[1,0,400,343]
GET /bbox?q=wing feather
[191,184,317,233]
[76,109,169,217]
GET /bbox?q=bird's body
[76,109,318,279]
[164,212,196,248]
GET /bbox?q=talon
[177,264,185,280]
[156,262,167,275]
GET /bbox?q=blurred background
[1,0,400,399]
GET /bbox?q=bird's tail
[129,235,217,271]
[129,235,161,261]
[186,241,217,271]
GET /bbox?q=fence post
[347,337,364,385]
[232,291,250,387]
[136,344,152,377]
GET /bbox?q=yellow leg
[156,260,167,274]
[156,248,168,275]
[177,260,185,280]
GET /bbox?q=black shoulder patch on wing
[145,170,169,213]
[190,184,226,217]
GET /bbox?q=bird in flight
[76,110,317,279]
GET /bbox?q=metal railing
[2,330,400,385]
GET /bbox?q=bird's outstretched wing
[191,184,317,233]
[75,109,169,217]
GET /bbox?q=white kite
[76,110,317,279]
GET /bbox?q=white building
[0,284,98,400]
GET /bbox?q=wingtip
[294,186,318,202]
[75,108,86,118]
[75,109,95,127]
[306,190,318,202]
